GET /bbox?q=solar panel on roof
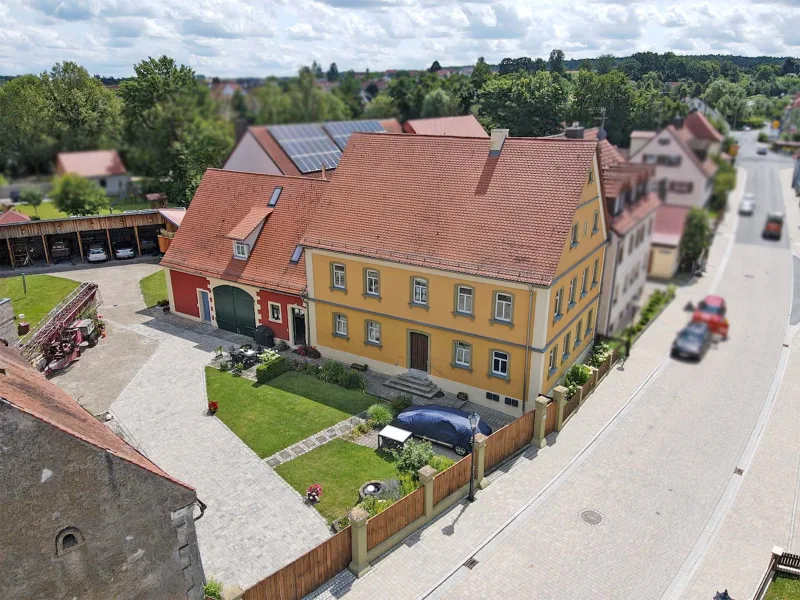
[323,120,386,150]
[268,124,342,174]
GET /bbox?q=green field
[139,270,167,307]
[765,574,800,600]
[13,200,150,220]
[0,275,79,333]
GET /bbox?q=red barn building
[161,169,327,345]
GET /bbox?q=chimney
[489,129,509,157]
[234,117,249,143]
[321,163,327,180]
[565,126,585,139]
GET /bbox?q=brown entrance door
[409,332,429,372]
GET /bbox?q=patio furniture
[378,425,413,451]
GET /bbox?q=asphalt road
[428,132,798,599]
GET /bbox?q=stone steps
[384,373,441,399]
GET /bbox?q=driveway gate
[213,285,255,338]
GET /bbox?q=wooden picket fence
[484,410,536,471]
[544,400,557,435]
[367,487,424,550]
[563,392,580,423]
[242,527,352,600]
[433,455,473,504]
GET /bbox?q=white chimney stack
[489,129,509,156]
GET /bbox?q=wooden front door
[409,332,429,372]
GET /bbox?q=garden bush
[564,364,591,388]
[587,342,612,367]
[342,370,365,390]
[389,394,413,413]
[204,579,223,600]
[428,454,455,473]
[367,403,394,427]
[319,359,347,383]
[275,340,289,351]
[456,391,468,401]
[377,479,402,501]
[392,440,434,476]
[398,472,419,495]
[231,364,243,377]
[256,355,290,383]
[757,131,769,143]
[358,495,392,516]
[219,362,230,373]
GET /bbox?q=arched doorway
[213,285,256,338]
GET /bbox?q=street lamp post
[467,411,480,502]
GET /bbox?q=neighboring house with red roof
[649,204,692,279]
[55,150,130,197]
[402,115,488,137]
[300,130,609,415]
[0,209,31,225]
[628,115,719,210]
[161,169,327,345]
[0,345,205,599]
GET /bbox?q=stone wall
[0,405,205,599]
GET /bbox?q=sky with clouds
[0,0,798,77]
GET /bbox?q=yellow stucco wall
[648,246,679,279]
[542,296,600,391]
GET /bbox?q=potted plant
[214,345,224,359]
[207,401,218,415]
[306,483,323,504]
[157,228,175,253]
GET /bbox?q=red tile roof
[603,162,654,199]
[157,208,186,227]
[56,150,127,178]
[162,170,327,294]
[379,118,403,134]
[226,207,273,240]
[684,111,724,143]
[402,115,488,138]
[0,345,192,491]
[0,210,31,225]
[598,139,625,170]
[652,204,690,247]
[631,130,656,139]
[302,133,598,287]
[610,192,661,236]
[672,126,719,178]
[247,126,302,177]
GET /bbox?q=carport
[109,227,137,257]
[45,232,80,265]
[79,230,112,260]
[137,224,162,255]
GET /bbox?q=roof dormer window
[268,187,283,207]
[234,241,249,260]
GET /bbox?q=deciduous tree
[679,208,711,270]
[477,71,567,136]
[51,173,109,216]
[548,49,565,75]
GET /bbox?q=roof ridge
[205,168,330,184]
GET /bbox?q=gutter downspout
[521,285,534,414]
[603,235,620,336]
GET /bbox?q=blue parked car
[395,405,492,456]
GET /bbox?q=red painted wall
[169,270,209,318]
[257,289,302,341]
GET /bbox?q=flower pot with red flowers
[306,483,323,504]
[207,401,218,415]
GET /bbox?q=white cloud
[2,0,797,77]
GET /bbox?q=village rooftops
[56,150,127,178]
[402,115,488,138]
[301,132,599,287]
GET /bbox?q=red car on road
[692,295,729,339]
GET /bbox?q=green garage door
[213,285,256,338]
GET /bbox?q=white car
[86,245,108,263]
[739,194,756,216]
[114,243,135,259]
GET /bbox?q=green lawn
[276,438,399,523]
[13,200,150,220]
[766,575,800,600]
[0,275,79,332]
[206,369,375,458]
[139,270,167,307]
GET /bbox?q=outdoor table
[378,425,413,450]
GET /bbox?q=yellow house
[301,130,607,416]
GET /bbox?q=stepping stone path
[264,414,367,467]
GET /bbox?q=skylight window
[269,187,283,207]
[290,245,303,264]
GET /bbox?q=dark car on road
[671,322,712,361]
[757,147,768,156]
[762,212,784,240]
[395,405,492,456]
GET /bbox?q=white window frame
[592,209,600,233]
[571,223,579,246]
[494,292,512,322]
[233,241,249,260]
[491,350,509,377]
[586,308,594,334]
[412,278,428,306]
[581,268,588,296]
[366,320,381,345]
[592,259,599,285]
[575,320,583,345]
[334,314,348,337]
[562,332,571,360]
[454,341,471,368]
[554,288,563,318]
[549,346,558,372]
[332,263,346,290]
[268,301,282,323]
[568,278,576,306]
[365,269,380,296]
[456,286,473,315]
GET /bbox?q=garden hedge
[256,356,291,383]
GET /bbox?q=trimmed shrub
[428,454,455,473]
[456,391,468,401]
[256,356,290,383]
[231,364,243,377]
[391,440,434,476]
[342,370,365,390]
[219,362,230,373]
[564,364,591,388]
[367,403,394,427]
[587,342,612,367]
[318,359,347,384]
[398,472,419,495]
[389,394,413,413]
[757,131,769,143]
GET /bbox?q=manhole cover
[579,509,603,526]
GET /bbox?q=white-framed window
[571,223,579,246]
[491,350,509,377]
[592,259,599,285]
[588,169,594,184]
[554,288,563,318]
[592,209,600,234]
[332,263,346,289]
[456,286,473,314]
[268,302,282,323]
[581,268,588,295]
[568,278,576,306]
[494,292,512,322]
[334,313,348,337]
[366,320,381,345]
[562,333,571,360]
[365,269,380,296]
[586,308,594,334]
[412,277,428,305]
[549,345,558,373]
[454,341,471,368]
[575,320,583,345]
[234,241,249,260]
